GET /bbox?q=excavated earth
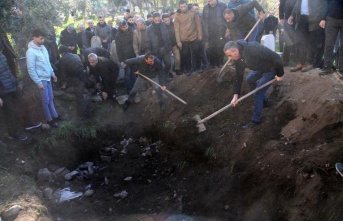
[0,66,343,221]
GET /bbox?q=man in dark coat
[223,40,284,128]
[223,0,265,42]
[263,10,279,36]
[279,0,298,66]
[162,13,181,75]
[320,0,343,75]
[115,20,136,93]
[60,25,78,54]
[77,23,93,54]
[88,53,119,101]
[288,0,328,72]
[58,46,91,119]
[146,12,172,81]
[202,0,227,68]
[81,47,110,67]
[123,52,166,111]
[0,43,27,141]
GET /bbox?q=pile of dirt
[0,67,343,221]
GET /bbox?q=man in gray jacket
[26,29,61,128]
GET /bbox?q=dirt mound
[1,67,343,221]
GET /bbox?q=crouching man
[123,52,167,111]
[223,40,284,128]
[87,53,119,100]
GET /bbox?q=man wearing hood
[146,13,172,81]
[26,29,61,128]
[223,40,284,129]
[174,0,203,75]
[94,16,111,50]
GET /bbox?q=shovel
[217,18,262,83]
[136,72,187,105]
[194,78,276,133]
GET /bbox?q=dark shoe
[301,64,313,72]
[186,71,192,76]
[47,120,59,128]
[8,132,28,141]
[54,115,67,122]
[166,77,173,82]
[175,70,182,75]
[339,69,343,75]
[242,121,259,129]
[25,122,42,130]
[319,66,333,75]
[263,99,271,108]
[197,68,203,73]
[336,163,343,177]
[123,100,131,111]
[159,101,166,112]
[290,63,303,72]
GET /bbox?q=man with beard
[146,12,172,81]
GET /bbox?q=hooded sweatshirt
[26,40,54,87]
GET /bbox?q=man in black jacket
[320,0,343,75]
[223,40,284,128]
[88,53,119,101]
[123,52,166,111]
[77,23,93,54]
[60,25,78,54]
[0,43,27,140]
[115,20,136,94]
[202,0,227,68]
[146,12,172,81]
[58,46,90,119]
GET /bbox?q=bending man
[223,40,284,128]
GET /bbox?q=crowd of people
[0,0,342,142]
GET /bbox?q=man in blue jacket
[223,40,284,128]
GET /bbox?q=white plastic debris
[53,188,83,204]
[114,190,128,199]
[124,177,132,181]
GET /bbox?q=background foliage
[0,0,279,56]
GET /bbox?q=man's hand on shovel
[160,86,166,91]
[230,94,239,107]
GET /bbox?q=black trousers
[180,39,201,72]
[324,16,343,69]
[0,91,21,136]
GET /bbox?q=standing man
[162,13,182,75]
[26,29,61,128]
[0,42,28,141]
[146,12,172,81]
[57,46,91,119]
[223,40,284,128]
[133,18,148,57]
[263,10,279,36]
[115,20,136,94]
[174,0,203,75]
[88,53,119,101]
[288,0,328,72]
[320,0,343,75]
[202,0,227,68]
[123,52,167,111]
[94,16,111,50]
[77,23,93,54]
[86,20,96,34]
[60,25,78,54]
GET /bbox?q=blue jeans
[124,66,136,94]
[246,70,275,123]
[39,80,58,121]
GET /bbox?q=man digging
[223,40,284,129]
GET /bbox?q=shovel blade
[194,115,207,133]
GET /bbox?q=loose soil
[1,67,343,221]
